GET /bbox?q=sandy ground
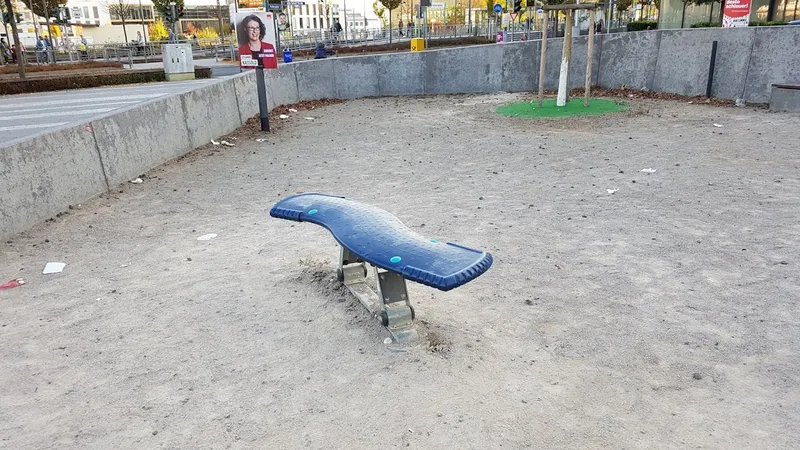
[1,94,799,449]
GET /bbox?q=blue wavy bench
[270,193,493,347]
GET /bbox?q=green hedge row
[627,21,658,31]
[0,67,212,95]
[690,21,787,28]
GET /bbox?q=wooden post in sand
[537,11,548,107]
[557,9,573,107]
[585,8,596,107]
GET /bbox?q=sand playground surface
[1,93,799,449]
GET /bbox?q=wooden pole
[556,9,573,107]
[585,8,596,107]
[537,11,548,107]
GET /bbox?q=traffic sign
[510,12,518,21]
[494,3,502,13]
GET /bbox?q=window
[83,6,89,19]
[313,17,317,28]
[92,6,99,18]
[299,18,303,27]
[110,7,153,21]
[72,7,82,19]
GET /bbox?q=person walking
[398,19,404,37]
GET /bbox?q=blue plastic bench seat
[270,193,493,291]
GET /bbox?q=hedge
[627,21,658,31]
[690,21,787,27]
[0,67,212,95]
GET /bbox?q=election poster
[235,11,278,69]
[722,0,752,28]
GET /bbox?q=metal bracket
[337,246,419,349]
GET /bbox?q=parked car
[788,20,800,25]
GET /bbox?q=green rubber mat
[497,98,629,118]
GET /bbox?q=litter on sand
[129,178,143,184]
[607,188,619,194]
[713,123,723,128]
[197,233,218,241]
[640,168,657,173]
[0,278,25,291]
[279,114,289,119]
[288,108,298,113]
[220,140,235,147]
[305,117,315,120]
[255,138,267,142]
[211,140,220,145]
[43,262,66,274]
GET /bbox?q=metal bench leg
[337,246,419,348]
[374,267,419,346]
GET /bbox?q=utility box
[162,44,195,81]
[410,38,425,52]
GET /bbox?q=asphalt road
[0,78,224,144]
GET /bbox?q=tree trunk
[708,1,714,22]
[3,0,24,78]
[45,16,53,63]
[122,17,129,42]
[389,9,392,44]
[718,0,726,26]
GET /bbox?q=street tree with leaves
[379,0,402,43]
[23,0,65,48]
[150,0,184,19]
[104,0,137,43]
[373,1,386,27]
[2,0,25,77]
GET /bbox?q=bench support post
[338,246,419,348]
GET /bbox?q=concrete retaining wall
[3,26,800,240]
[0,124,108,241]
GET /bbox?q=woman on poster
[238,14,278,69]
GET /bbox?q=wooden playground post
[557,9,573,107]
[585,8,596,107]
[537,11,548,107]
[540,3,603,108]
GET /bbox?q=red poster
[722,0,752,28]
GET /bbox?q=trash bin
[283,49,293,63]
[410,38,425,52]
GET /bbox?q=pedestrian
[168,28,176,43]
[0,38,10,64]
[398,19,404,37]
[408,20,414,37]
[35,36,48,64]
[332,19,342,41]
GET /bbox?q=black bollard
[706,41,718,99]
[255,66,270,132]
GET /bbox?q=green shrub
[627,21,658,31]
[749,21,787,26]
[691,20,786,27]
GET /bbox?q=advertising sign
[722,0,752,27]
[235,11,278,69]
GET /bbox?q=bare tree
[104,0,137,43]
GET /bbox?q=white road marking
[0,94,167,110]
[0,122,69,132]
[3,100,144,114]
[0,108,116,121]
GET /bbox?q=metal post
[706,40,718,98]
[255,67,271,131]
[468,0,472,32]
